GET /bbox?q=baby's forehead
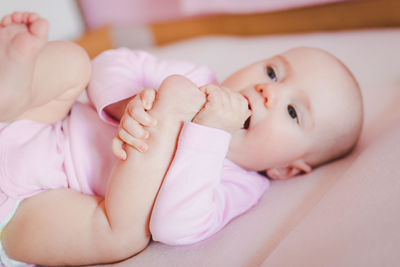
[283,48,351,74]
[280,50,354,89]
[304,70,358,111]
[288,53,359,118]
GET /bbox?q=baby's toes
[27,13,39,24]
[21,12,29,23]
[11,12,24,24]
[1,15,12,26]
[28,17,48,40]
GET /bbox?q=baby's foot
[0,11,48,58]
[0,12,48,120]
[151,75,206,122]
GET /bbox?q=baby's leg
[105,75,205,238]
[0,12,90,123]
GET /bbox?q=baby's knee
[60,41,91,87]
[42,41,91,87]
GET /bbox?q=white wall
[0,0,85,41]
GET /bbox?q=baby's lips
[243,115,251,129]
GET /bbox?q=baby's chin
[226,139,264,171]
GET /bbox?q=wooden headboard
[75,0,400,58]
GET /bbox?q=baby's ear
[266,160,311,180]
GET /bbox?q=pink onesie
[0,49,269,246]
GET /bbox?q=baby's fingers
[127,97,157,127]
[118,128,149,153]
[235,92,252,120]
[141,88,156,110]
[121,114,149,139]
[112,137,127,160]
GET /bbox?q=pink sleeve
[150,122,269,245]
[87,48,217,125]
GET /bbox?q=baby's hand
[193,85,251,134]
[112,88,157,160]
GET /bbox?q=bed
[71,1,400,266]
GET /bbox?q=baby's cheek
[260,126,300,156]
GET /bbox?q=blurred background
[0,0,84,40]
[1,0,399,58]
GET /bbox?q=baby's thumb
[141,88,156,110]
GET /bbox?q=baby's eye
[287,105,299,123]
[266,66,277,82]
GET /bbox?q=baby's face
[222,47,362,179]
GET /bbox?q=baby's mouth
[243,97,252,130]
[243,116,251,130]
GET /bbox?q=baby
[0,11,363,267]
[108,44,364,245]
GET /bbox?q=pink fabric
[150,122,269,245]
[88,48,217,126]
[0,105,117,222]
[62,103,117,197]
[0,121,66,222]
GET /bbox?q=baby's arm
[1,75,205,266]
[148,85,258,244]
[150,123,269,245]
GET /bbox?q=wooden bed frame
[75,0,400,58]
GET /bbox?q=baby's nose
[255,83,278,108]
